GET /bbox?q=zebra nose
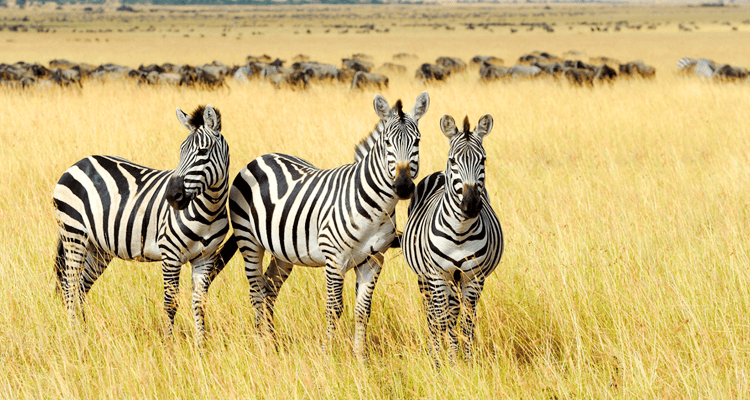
[166,175,190,210]
[460,184,482,218]
[394,164,415,200]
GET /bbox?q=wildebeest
[619,61,656,79]
[436,57,467,74]
[393,52,418,60]
[342,58,373,73]
[292,61,339,82]
[470,56,504,67]
[351,71,389,90]
[593,64,618,83]
[377,62,407,74]
[416,63,450,82]
[269,70,310,89]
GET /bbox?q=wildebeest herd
[2,51,748,90]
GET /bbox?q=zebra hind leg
[237,236,269,337]
[264,257,294,340]
[59,233,88,327]
[352,253,384,362]
[79,246,112,323]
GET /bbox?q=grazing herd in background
[3,51,748,90]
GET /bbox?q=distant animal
[619,61,656,79]
[342,58,373,72]
[393,52,418,60]
[594,63,618,83]
[436,57,467,74]
[377,62,407,74]
[470,56,504,67]
[401,114,503,369]
[53,105,231,347]
[351,71,389,90]
[221,93,430,361]
[416,63,450,82]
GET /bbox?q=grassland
[2,3,750,399]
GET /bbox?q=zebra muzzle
[460,184,482,218]
[166,175,192,210]
[394,165,415,200]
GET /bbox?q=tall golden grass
[2,4,750,398]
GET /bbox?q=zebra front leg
[324,260,345,352]
[190,256,216,348]
[352,253,384,362]
[446,279,462,365]
[264,258,294,339]
[427,278,450,370]
[161,257,182,339]
[460,278,485,363]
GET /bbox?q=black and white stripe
[401,114,503,368]
[225,92,429,360]
[52,105,230,346]
[678,57,716,78]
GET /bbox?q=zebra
[52,105,231,347]
[401,114,503,369]
[677,57,716,78]
[224,92,429,360]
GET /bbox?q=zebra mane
[189,105,222,131]
[353,99,409,162]
[354,120,383,162]
[462,116,471,137]
[394,100,405,122]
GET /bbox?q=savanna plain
[2,2,750,398]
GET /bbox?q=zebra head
[373,91,430,200]
[440,114,493,219]
[166,105,228,211]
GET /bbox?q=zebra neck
[439,190,481,233]
[356,144,399,209]
[187,177,229,219]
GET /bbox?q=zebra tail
[389,232,402,249]
[215,233,238,273]
[54,238,65,296]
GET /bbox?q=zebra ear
[203,104,221,133]
[373,95,391,121]
[176,107,193,131]
[475,114,493,139]
[409,91,430,122]
[440,114,458,138]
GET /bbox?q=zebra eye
[197,148,209,156]
[383,137,392,146]
[449,157,457,166]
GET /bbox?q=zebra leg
[60,234,88,326]
[352,252,384,362]
[427,277,450,370]
[460,278,486,362]
[161,257,182,339]
[324,259,346,351]
[237,237,269,336]
[264,257,294,338]
[446,278,462,364]
[79,246,112,322]
[190,254,217,348]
